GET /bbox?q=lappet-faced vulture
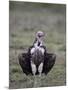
[18,31,56,75]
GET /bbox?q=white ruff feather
[30,46,44,55]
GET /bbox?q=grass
[9,2,66,89]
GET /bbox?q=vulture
[18,31,56,75]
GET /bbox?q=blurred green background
[9,1,66,89]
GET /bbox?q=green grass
[9,2,66,89]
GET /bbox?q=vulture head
[34,31,45,47]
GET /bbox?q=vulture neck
[34,38,43,47]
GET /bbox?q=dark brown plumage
[18,46,56,75]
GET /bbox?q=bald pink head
[36,31,45,38]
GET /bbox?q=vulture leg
[31,61,36,76]
[38,62,43,76]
